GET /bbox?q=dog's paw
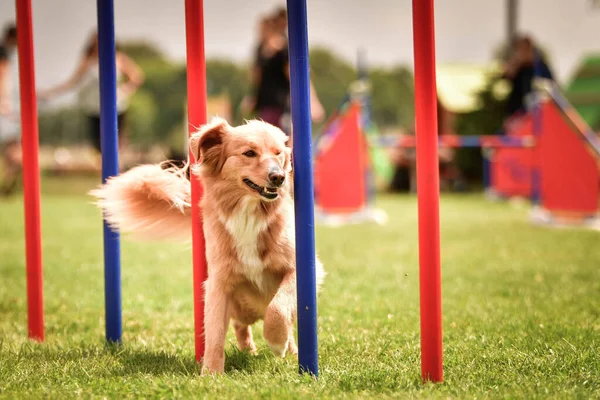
[201,358,225,376]
[236,339,258,355]
[201,365,224,376]
[287,340,298,356]
[267,342,288,358]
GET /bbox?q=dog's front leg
[263,270,297,357]
[202,278,230,375]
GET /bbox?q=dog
[90,118,325,374]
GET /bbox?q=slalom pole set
[15,0,444,382]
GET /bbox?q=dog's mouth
[243,178,279,201]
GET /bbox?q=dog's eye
[275,151,282,156]
[243,150,257,158]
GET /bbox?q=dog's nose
[268,169,285,187]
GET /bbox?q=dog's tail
[89,163,192,241]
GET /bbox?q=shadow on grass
[111,346,201,377]
[223,347,272,374]
[6,339,283,378]
[106,342,272,376]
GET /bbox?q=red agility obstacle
[491,88,600,224]
[491,114,535,198]
[412,0,443,383]
[184,0,209,363]
[16,0,44,342]
[314,102,369,213]
[538,101,599,216]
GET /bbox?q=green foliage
[119,42,188,144]
[205,59,249,124]
[309,47,415,130]
[309,47,356,118]
[455,77,507,137]
[38,108,87,146]
[126,90,159,148]
[453,76,507,180]
[370,66,415,128]
[1,185,599,398]
[37,42,417,150]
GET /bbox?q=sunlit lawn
[1,176,598,398]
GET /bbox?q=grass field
[1,177,599,399]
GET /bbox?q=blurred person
[502,35,553,119]
[240,16,273,117]
[242,8,324,135]
[253,14,291,130]
[39,31,144,156]
[268,6,324,131]
[272,6,288,37]
[0,23,22,196]
[269,6,324,129]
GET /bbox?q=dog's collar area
[243,178,279,200]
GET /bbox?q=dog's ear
[189,118,229,173]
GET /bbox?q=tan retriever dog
[91,118,324,374]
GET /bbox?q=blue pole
[97,0,122,343]
[286,0,319,376]
[530,49,543,205]
[482,150,490,189]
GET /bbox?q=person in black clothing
[242,8,324,135]
[272,6,288,38]
[0,23,21,196]
[503,35,553,118]
[254,17,291,130]
[241,16,286,127]
[0,24,17,119]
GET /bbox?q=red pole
[15,0,44,342]
[184,0,208,363]
[412,0,443,382]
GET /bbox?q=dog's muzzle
[243,178,280,200]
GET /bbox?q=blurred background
[1,0,600,188]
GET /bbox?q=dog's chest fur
[220,197,272,289]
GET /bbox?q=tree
[205,59,249,124]
[309,47,415,131]
[309,47,356,120]
[369,66,414,129]
[37,42,418,152]
[119,41,187,147]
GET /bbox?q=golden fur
[90,118,325,374]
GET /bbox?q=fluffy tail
[89,163,192,241]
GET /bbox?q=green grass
[1,177,599,399]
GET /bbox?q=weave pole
[184,0,209,363]
[530,50,544,205]
[286,0,319,376]
[97,0,122,343]
[16,0,44,342]
[412,0,444,382]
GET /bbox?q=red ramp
[538,101,599,215]
[492,114,536,198]
[314,102,369,213]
